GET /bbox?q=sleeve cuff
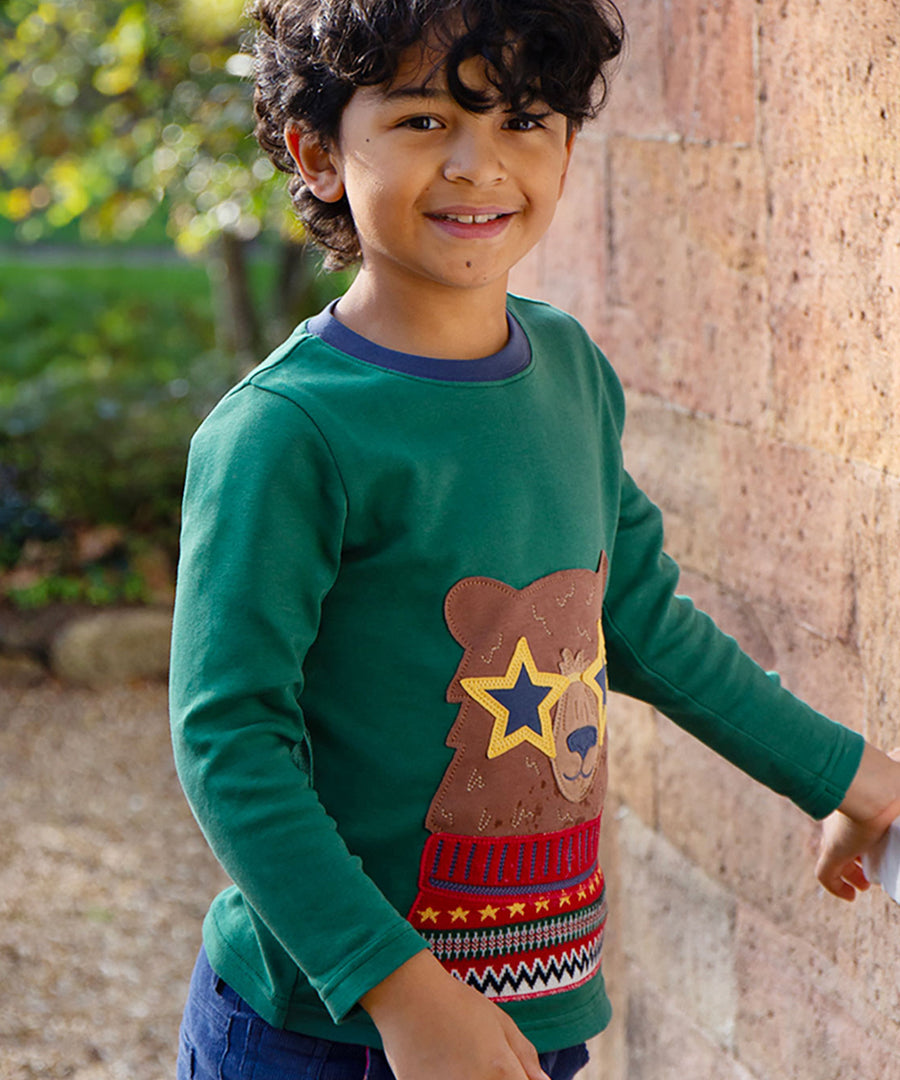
[798,725,865,821]
[319,923,431,1024]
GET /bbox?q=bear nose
[566,726,598,761]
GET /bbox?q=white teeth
[441,213,503,224]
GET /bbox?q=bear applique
[407,558,610,1001]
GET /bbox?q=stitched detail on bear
[578,620,608,745]
[408,818,605,1000]
[428,562,609,837]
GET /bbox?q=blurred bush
[0,260,229,573]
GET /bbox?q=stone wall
[510,2,900,1077]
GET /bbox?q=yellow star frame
[461,636,569,760]
[579,620,608,747]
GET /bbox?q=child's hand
[360,950,551,1080]
[816,810,881,900]
[816,745,900,901]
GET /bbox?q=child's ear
[284,122,345,204]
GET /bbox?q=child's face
[288,42,575,301]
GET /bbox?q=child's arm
[170,387,427,1021]
[601,463,900,902]
[360,950,551,1080]
[816,744,900,900]
[601,470,864,822]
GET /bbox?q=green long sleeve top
[169,294,863,1051]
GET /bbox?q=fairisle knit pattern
[409,818,605,1000]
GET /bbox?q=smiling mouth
[429,212,512,224]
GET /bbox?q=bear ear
[444,576,519,648]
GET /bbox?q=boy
[169,1,900,1078]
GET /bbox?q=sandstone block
[760,2,900,471]
[591,810,627,1080]
[848,468,900,744]
[735,907,900,1079]
[50,609,173,687]
[507,238,544,302]
[606,139,769,425]
[615,810,737,1044]
[663,0,756,144]
[592,0,670,139]
[510,137,610,339]
[584,1033,620,1080]
[597,0,756,145]
[624,980,756,1080]
[541,137,609,339]
[719,428,854,639]
[606,690,658,828]
[768,260,900,473]
[620,394,721,575]
[653,716,853,953]
[764,614,865,733]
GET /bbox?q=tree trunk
[270,238,319,345]
[207,232,261,378]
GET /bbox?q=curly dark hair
[251,0,625,269]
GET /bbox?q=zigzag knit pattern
[458,937,605,999]
[408,817,606,1001]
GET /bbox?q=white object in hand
[862,820,900,903]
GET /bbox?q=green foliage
[6,569,148,610]
[0,257,232,558]
[0,0,292,253]
[0,251,349,574]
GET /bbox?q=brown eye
[402,115,442,131]
[503,112,550,132]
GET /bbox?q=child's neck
[334,271,511,359]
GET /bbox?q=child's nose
[442,126,507,186]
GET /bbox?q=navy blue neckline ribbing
[305,300,531,382]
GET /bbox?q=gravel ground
[0,680,229,1080]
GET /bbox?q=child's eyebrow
[381,85,447,102]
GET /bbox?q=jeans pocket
[235,1017,335,1080]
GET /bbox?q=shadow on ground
[0,680,229,1080]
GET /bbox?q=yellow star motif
[507,902,526,918]
[558,892,571,907]
[534,897,550,913]
[418,907,440,924]
[579,621,608,747]
[479,904,500,921]
[449,906,470,923]
[577,887,588,901]
[461,636,569,760]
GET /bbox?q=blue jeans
[178,948,590,1080]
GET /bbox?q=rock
[0,652,47,687]
[0,602,95,656]
[49,609,173,687]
